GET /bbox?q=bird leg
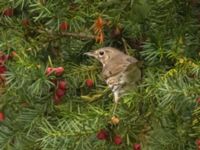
[111,90,119,115]
[112,102,118,115]
[113,90,120,103]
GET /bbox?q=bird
[84,47,142,103]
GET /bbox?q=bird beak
[84,51,96,57]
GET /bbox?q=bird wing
[102,55,141,79]
[102,64,127,79]
[102,56,135,78]
[125,55,143,70]
[125,56,138,64]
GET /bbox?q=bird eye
[99,51,104,56]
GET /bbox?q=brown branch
[60,32,96,40]
[37,29,96,40]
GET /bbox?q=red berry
[196,97,200,104]
[133,143,141,150]
[196,139,200,146]
[55,67,64,76]
[53,94,62,105]
[59,21,69,31]
[0,54,9,65]
[96,129,108,140]
[0,66,7,74]
[3,8,13,17]
[56,88,65,97]
[58,80,67,90]
[3,55,9,61]
[85,79,94,88]
[46,67,55,75]
[114,135,122,145]
[22,19,30,27]
[0,112,5,121]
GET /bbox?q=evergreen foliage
[0,0,200,149]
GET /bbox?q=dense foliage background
[0,0,200,149]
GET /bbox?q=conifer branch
[37,29,96,40]
[60,32,96,40]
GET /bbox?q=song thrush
[85,47,141,103]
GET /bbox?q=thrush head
[84,47,124,65]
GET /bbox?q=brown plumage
[85,47,141,103]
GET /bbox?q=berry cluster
[96,129,122,145]
[54,80,68,104]
[96,129,141,149]
[46,67,65,77]
[96,117,123,146]
[0,52,16,121]
[0,54,9,74]
[3,8,69,32]
[0,51,16,80]
[46,67,67,104]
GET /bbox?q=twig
[37,29,96,40]
[122,38,129,54]
[60,32,96,40]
